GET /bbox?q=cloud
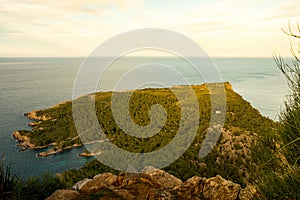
[0,0,144,36]
[259,0,300,21]
[0,0,145,55]
[0,0,298,56]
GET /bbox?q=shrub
[0,153,21,200]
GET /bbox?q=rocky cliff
[47,167,259,200]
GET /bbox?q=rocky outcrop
[12,131,35,149]
[13,129,80,156]
[78,152,93,157]
[47,167,257,200]
[239,184,260,200]
[177,176,206,199]
[224,82,233,90]
[37,143,82,157]
[202,175,241,200]
[46,189,79,200]
[140,166,182,190]
[72,178,91,191]
[13,111,49,150]
[80,173,117,192]
[24,110,49,121]
[28,121,40,127]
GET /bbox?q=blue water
[0,57,288,178]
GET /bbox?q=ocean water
[0,57,288,178]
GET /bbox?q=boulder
[79,173,117,192]
[141,166,182,190]
[47,168,246,200]
[177,176,206,199]
[72,178,91,190]
[239,184,259,200]
[203,175,241,200]
[46,189,79,200]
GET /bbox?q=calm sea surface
[0,57,289,178]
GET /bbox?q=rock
[78,151,93,157]
[203,175,241,200]
[72,178,91,190]
[80,187,123,200]
[79,173,117,192]
[239,184,259,200]
[224,82,233,90]
[146,189,173,200]
[77,168,182,199]
[37,148,62,157]
[13,131,27,142]
[37,143,82,157]
[13,131,35,149]
[114,180,168,200]
[177,176,206,199]
[25,110,49,121]
[28,121,39,127]
[46,189,79,200]
[113,189,137,200]
[47,168,245,200]
[117,172,140,187]
[141,167,182,190]
[142,166,157,173]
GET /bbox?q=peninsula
[13,82,276,163]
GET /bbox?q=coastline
[13,129,81,157]
[13,109,85,157]
[13,82,233,158]
[13,130,35,150]
[24,110,50,121]
[79,151,103,157]
[37,143,83,157]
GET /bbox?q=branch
[282,21,300,38]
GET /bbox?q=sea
[0,57,289,178]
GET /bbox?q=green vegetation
[15,82,282,189]
[257,167,300,200]
[20,173,66,199]
[13,61,300,200]
[275,28,300,166]
[30,100,80,148]
[62,159,118,187]
[34,82,278,190]
[0,153,66,199]
[8,24,300,199]
[0,153,20,200]
[255,23,300,200]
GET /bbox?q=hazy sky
[0,0,299,57]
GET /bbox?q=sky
[0,0,299,57]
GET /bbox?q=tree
[275,21,300,165]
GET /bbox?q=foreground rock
[46,190,79,200]
[47,167,258,200]
[202,175,241,200]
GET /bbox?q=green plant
[21,173,67,199]
[0,153,21,200]
[256,166,300,200]
[275,22,300,166]
[256,22,300,200]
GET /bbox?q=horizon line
[0,55,291,59]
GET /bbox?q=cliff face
[47,167,258,200]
